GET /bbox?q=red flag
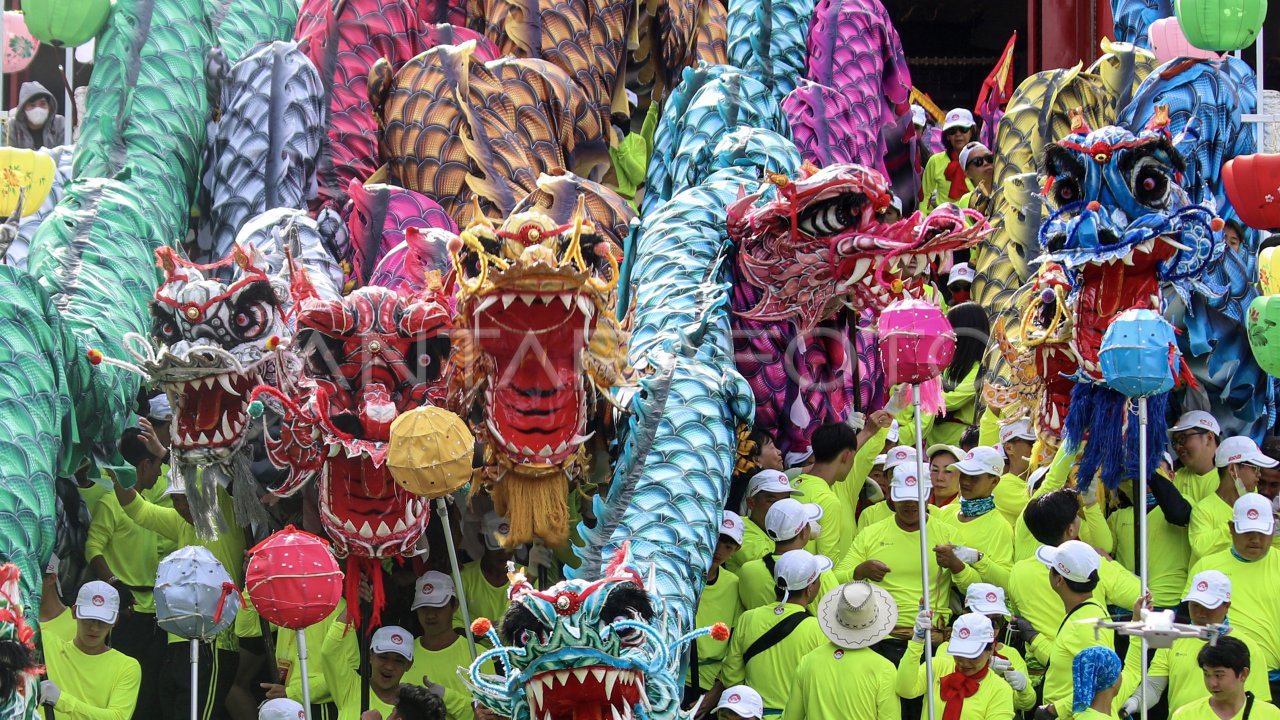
[975,32,1018,119]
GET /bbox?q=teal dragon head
[463,543,726,720]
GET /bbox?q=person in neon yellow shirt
[935,446,1014,590]
[1107,455,1194,610]
[737,499,835,611]
[790,422,858,560]
[1169,411,1222,505]
[958,584,1035,712]
[994,419,1036,527]
[1020,540,1116,720]
[689,513,746,703]
[835,464,981,637]
[784,581,899,720]
[709,550,831,714]
[711,685,764,720]
[921,109,977,213]
[1171,637,1280,720]
[926,444,962,509]
[322,616,415,720]
[39,581,141,720]
[1069,646,1125,720]
[409,571,492,720]
[1007,489,1139,645]
[452,512,518,630]
[726,471,802,573]
[1118,570,1272,716]
[896,612,1014,719]
[1189,437,1276,565]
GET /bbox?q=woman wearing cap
[935,447,1014,590]
[784,582,900,720]
[992,419,1036,527]
[920,108,977,213]
[1188,436,1277,565]
[727,470,802,573]
[926,445,962,508]
[687,513,747,707]
[896,303,988,450]
[40,581,143,720]
[956,142,995,217]
[896,611,1014,719]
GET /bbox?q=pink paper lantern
[878,298,956,386]
[245,526,343,629]
[1149,16,1223,63]
[3,12,39,73]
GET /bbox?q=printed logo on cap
[1057,562,1071,575]
[424,584,434,594]
[957,627,970,639]
[1199,419,1214,429]
[833,649,844,659]
[985,592,997,603]
[964,452,975,461]
[894,450,908,460]
[1228,454,1243,463]
[297,713,305,720]
[391,633,404,644]
[727,694,740,704]
[1196,581,1209,591]
[92,595,104,607]
[722,519,733,529]
[905,476,917,487]
[499,523,510,534]
[1247,509,1260,520]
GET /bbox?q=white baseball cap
[765,499,823,542]
[1170,411,1221,435]
[964,583,1011,616]
[75,580,120,624]
[719,510,745,545]
[1182,570,1232,609]
[873,454,888,467]
[481,511,511,551]
[884,445,919,470]
[259,698,306,720]
[713,686,764,719]
[947,263,975,286]
[1232,493,1276,534]
[1216,436,1279,469]
[889,463,931,502]
[999,419,1037,446]
[927,444,965,462]
[949,447,1006,477]
[947,612,996,659]
[369,625,414,661]
[1035,539,1101,583]
[412,571,455,609]
[746,469,802,498]
[943,108,976,131]
[773,549,833,592]
[784,448,814,469]
[1027,466,1050,495]
[958,142,991,170]
[911,105,927,127]
[147,394,173,421]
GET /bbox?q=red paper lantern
[1223,154,1280,231]
[245,526,343,629]
[878,298,956,386]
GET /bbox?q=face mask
[25,107,49,127]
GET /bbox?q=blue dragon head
[463,543,725,720]
[1036,109,1221,381]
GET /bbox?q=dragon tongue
[571,705,608,720]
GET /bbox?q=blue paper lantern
[1099,309,1179,398]
[155,546,241,641]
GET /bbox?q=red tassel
[344,556,387,630]
[213,582,242,625]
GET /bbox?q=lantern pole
[912,384,937,720]
[190,640,199,720]
[297,629,314,720]
[1137,396,1150,720]
[435,496,478,659]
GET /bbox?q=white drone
[1082,609,1229,649]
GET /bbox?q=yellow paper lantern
[0,148,55,217]
[387,406,475,499]
[1262,246,1280,297]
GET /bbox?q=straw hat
[816,582,897,649]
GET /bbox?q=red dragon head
[253,261,452,558]
[448,200,626,546]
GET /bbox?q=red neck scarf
[943,149,969,200]
[939,665,989,720]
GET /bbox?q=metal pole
[297,628,314,720]
[435,496,478,659]
[913,384,936,720]
[1137,396,1149,720]
[64,47,74,145]
[190,640,199,720]
[1256,31,1265,149]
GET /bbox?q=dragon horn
[155,246,179,276]
[1147,106,1172,132]
[1069,108,1091,135]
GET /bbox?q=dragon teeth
[520,293,537,305]
[217,373,239,396]
[573,668,589,683]
[538,444,553,458]
[527,678,544,709]
[393,518,406,533]
[591,668,606,683]
[377,521,390,536]
[558,294,574,310]
[501,294,517,309]
[603,669,618,697]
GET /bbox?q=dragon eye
[235,312,252,327]
[230,304,268,340]
[612,616,643,646]
[1132,164,1169,208]
[1053,179,1080,206]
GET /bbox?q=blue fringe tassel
[1064,384,1173,491]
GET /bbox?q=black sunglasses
[945,127,971,135]
[967,156,993,168]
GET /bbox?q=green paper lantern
[21,0,110,48]
[1247,295,1280,377]
[1175,0,1268,52]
